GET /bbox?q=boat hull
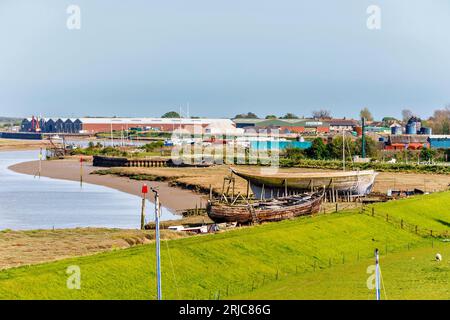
[207,192,324,224]
[231,168,378,197]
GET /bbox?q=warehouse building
[233,118,330,134]
[21,117,238,134]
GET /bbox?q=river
[0,150,180,230]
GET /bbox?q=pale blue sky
[1,0,449,119]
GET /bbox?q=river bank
[0,138,50,151]
[0,227,186,270]
[9,158,206,213]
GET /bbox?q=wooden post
[80,157,83,187]
[140,184,148,230]
[140,196,146,230]
[209,184,213,201]
[231,172,235,202]
[246,180,250,199]
[372,207,375,217]
[261,184,265,201]
[38,147,42,178]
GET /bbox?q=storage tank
[406,123,417,135]
[420,127,432,135]
[391,126,402,135]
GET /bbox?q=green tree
[234,112,258,119]
[360,107,374,122]
[420,148,435,162]
[161,111,181,118]
[355,136,378,158]
[265,115,277,119]
[306,138,328,159]
[281,113,299,119]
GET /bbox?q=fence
[359,206,450,239]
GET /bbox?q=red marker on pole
[141,184,148,229]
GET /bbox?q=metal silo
[406,123,417,135]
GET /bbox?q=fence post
[335,203,338,212]
[371,207,374,217]
[401,219,403,229]
[386,213,389,222]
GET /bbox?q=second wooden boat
[207,191,324,224]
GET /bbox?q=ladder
[248,204,260,224]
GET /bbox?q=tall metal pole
[375,248,381,300]
[153,189,162,300]
[342,129,345,171]
[362,117,366,159]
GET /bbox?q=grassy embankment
[0,191,449,299]
[279,158,450,175]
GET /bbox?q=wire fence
[359,206,450,239]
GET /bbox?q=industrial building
[429,135,450,149]
[232,118,330,134]
[20,117,239,135]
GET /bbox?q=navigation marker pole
[38,147,43,179]
[141,184,148,230]
[80,156,84,188]
[375,248,381,301]
[152,187,162,300]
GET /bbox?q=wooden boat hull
[231,168,377,197]
[207,192,324,224]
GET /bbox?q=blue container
[391,126,402,135]
[429,137,450,149]
[420,127,432,135]
[250,140,312,150]
[406,123,417,135]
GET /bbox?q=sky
[0,0,449,120]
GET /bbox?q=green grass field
[0,192,449,300]
[232,243,450,300]
[366,192,450,234]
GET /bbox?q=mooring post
[79,156,83,187]
[140,184,148,230]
